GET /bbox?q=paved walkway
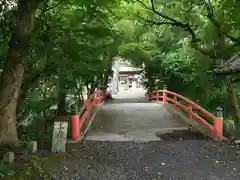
[86,87,190,141]
[41,87,240,179]
[85,101,188,141]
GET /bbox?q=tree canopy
[0,0,239,148]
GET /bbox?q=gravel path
[45,140,240,180]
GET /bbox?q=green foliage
[4,0,240,176]
[0,161,14,178]
[109,0,240,136]
[0,0,124,143]
[0,0,239,143]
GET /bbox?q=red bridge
[71,87,224,141]
[51,87,239,179]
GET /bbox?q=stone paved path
[86,86,189,141]
[85,102,188,141]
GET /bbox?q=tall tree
[0,0,41,144]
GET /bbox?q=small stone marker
[51,121,68,152]
[27,141,37,153]
[235,140,240,144]
[2,152,14,164]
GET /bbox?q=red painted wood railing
[146,89,223,140]
[71,90,105,140]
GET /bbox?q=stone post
[216,106,223,118]
[164,84,167,90]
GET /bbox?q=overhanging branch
[204,0,240,46]
[136,0,217,58]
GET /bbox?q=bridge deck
[86,101,188,141]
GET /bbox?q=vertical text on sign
[51,121,68,152]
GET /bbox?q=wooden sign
[51,121,68,152]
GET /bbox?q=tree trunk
[103,63,112,87]
[226,77,240,132]
[57,92,67,116]
[0,0,41,145]
[146,70,155,94]
[78,92,84,106]
[57,75,68,116]
[75,81,84,106]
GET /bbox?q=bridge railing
[146,89,223,140]
[71,90,105,140]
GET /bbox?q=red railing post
[173,95,177,105]
[156,91,159,101]
[100,90,104,103]
[103,90,106,101]
[94,90,105,106]
[101,90,105,102]
[146,95,149,101]
[71,105,80,141]
[162,91,166,103]
[213,107,223,140]
[98,91,101,104]
[88,97,93,109]
[188,103,193,118]
[95,91,99,105]
[99,91,103,104]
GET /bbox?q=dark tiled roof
[214,54,240,75]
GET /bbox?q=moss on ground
[1,154,61,180]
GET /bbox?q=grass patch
[1,154,61,180]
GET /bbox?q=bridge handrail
[146,89,223,140]
[71,90,105,140]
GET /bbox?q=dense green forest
[0,0,240,149]
[1,0,240,178]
